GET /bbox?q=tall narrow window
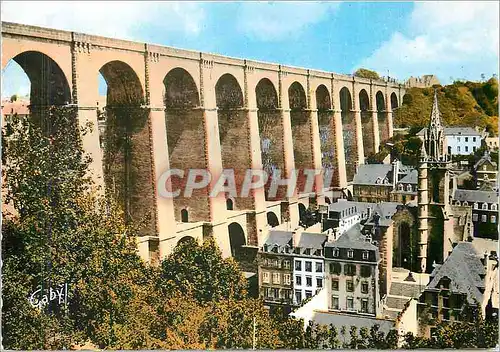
[181,209,189,222]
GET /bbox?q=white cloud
[356,1,499,83]
[237,1,341,41]
[0,1,205,41]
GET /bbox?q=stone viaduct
[1,22,405,263]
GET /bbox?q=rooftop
[352,164,392,185]
[417,126,482,137]
[427,241,496,304]
[453,189,498,203]
[297,232,327,250]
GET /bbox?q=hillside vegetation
[395,77,498,136]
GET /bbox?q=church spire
[429,89,443,130]
[424,89,445,161]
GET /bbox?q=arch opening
[316,85,337,188]
[267,211,280,227]
[228,222,247,259]
[216,74,252,209]
[256,78,284,201]
[393,222,412,270]
[289,82,313,194]
[359,89,374,156]
[177,235,195,247]
[3,51,72,133]
[340,87,356,181]
[376,91,389,143]
[99,60,155,234]
[164,68,209,222]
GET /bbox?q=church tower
[417,91,452,273]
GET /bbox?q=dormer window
[474,203,479,209]
[347,249,354,259]
[304,248,311,255]
[333,248,339,257]
[406,184,412,192]
[491,204,497,211]
[398,184,403,191]
[263,244,269,252]
[482,203,488,210]
[362,251,369,260]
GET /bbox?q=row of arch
[6,50,402,229]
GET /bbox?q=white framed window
[347,297,354,310]
[317,278,323,288]
[457,146,461,152]
[295,260,302,271]
[305,261,312,272]
[482,203,488,210]
[362,251,369,260]
[315,262,323,272]
[295,275,302,285]
[262,271,270,284]
[283,260,290,269]
[473,213,478,222]
[272,272,280,284]
[491,215,496,224]
[491,204,497,211]
[332,296,339,309]
[361,299,369,313]
[284,274,291,285]
[474,203,479,209]
[306,276,312,287]
[465,137,469,142]
[305,290,313,299]
[482,215,487,222]
[347,249,354,258]
[295,290,302,303]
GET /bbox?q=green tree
[2,107,151,349]
[354,68,380,80]
[158,237,248,304]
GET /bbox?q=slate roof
[328,200,372,213]
[364,202,402,227]
[398,169,418,185]
[453,189,498,203]
[417,127,482,137]
[325,224,378,251]
[474,153,498,170]
[427,242,488,304]
[389,282,426,298]
[297,232,327,250]
[386,296,410,310]
[352,164,392,185]
[264,230,293,248]
[310,311,395,335]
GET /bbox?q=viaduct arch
[1,21,403,262]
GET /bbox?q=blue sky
[2,1,498,98]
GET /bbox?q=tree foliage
[395,78,498,136]
[354,68,381,80]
